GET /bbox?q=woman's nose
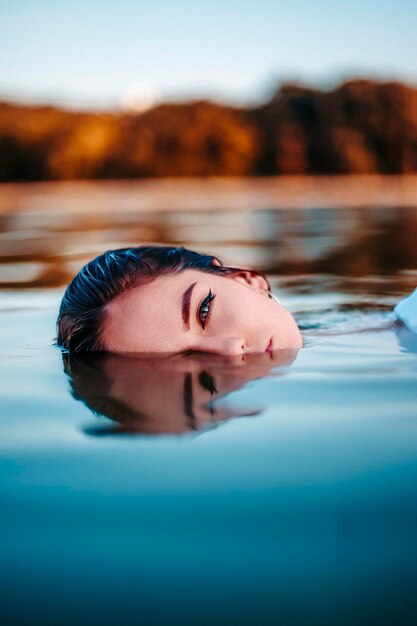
[199,336,247,356]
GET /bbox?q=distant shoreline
[2,81,417,182]
[1,176,417,214]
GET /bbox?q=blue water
[1,279,417,625]
[1,196,417,625]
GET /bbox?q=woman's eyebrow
[183,372,197,429]
[182,282,197,329]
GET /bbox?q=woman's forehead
[102,269,213,353]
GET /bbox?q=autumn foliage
[1,79,417,181]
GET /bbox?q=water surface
[1,185,417,625]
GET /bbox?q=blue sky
[1,0,416,108]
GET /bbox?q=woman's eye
[199,370,218,396]
[198,289,215,329]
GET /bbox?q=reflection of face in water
[64,350,299,436]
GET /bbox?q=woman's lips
[265,338,273,352]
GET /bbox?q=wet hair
[56,245,269,354]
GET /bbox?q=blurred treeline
[1,79,417,181]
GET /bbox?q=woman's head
[56,245,302,355]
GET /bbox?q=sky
[0,0,416,109]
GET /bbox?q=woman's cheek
[213,299,236,331]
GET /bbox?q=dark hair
[56,245,265,354]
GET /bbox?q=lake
[1,179,417,625]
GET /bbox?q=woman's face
[102,267,303,355]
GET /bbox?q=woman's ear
[230,270,270,293]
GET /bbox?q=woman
[56,245,303,355]
[58,244,416,436]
